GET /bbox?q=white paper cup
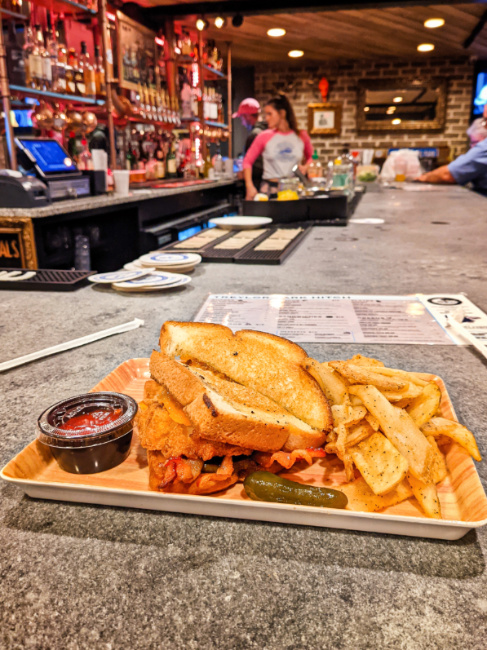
[92,149,108,171]
[113,170,130,196]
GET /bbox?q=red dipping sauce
[57,408,123,436]
[37,393,137,474]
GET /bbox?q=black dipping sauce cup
[37,392,138,474]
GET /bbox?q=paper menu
[194,294,467,345]
[418,294,487,345]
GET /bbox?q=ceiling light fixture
[214,17,227,29]
[232,14,244,28]
[288,50,304,58]
[196,17,209,31]
[393,96,403,103]
[267,28,286,37]
[392,118,402,125]
[424,18,445,29]
[417,43,435,52]
[364,106,370,112]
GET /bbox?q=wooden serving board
[2,359,487,540]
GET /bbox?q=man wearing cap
[233,98,267,190]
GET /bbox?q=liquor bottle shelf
[10,86,106,106]
[205,120,229,129]
[30,0,97,16]
[0,8,28,21]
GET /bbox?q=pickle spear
[244,471,348,509]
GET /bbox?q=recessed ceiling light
[267,28,286,37]
[364,106,370,112]
[386,106,396,114]
[392,118,402,125]
[393,96,403,103]
[288,50,304,58]
[424,18,445,29]
[417,43,435,52]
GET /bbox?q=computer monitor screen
[17,138,78,174]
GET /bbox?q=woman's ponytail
[265,92,300,135]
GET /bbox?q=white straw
[0,318,144,373]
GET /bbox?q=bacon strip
[254,447,326,470]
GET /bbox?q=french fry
[350,432,408,495]
[324,421,374,454]
[350,395,364,407]
[336,422,355,482]
[348,384,435,483]
[331,404,367,428]
[365,412,380,431]
[427,436,447,484]
[381,383,423,402]
[340,477,413,512]
[421,417,482,461]
[357,365,429,387]
[305,359,350,406]
[406,382,442,428]
[349,354,384,367]
[329,361,408,392]
[347,421,375,447]
[407,474,441,519]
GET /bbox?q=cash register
[15,137,91,201]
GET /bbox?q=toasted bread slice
[159,321,332,432]
[150,351,325,452]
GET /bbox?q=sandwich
[136,321,333,494]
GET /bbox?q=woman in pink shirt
[243,93,313,200]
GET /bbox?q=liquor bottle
[154,140,165,179]
[66,49,78,95]
[45,17,58,92]
[126,147,136,170]
[78,139,93,170]
[94,45,106,96]
[76,43,88,96]
[22,24,35,88]
[6,22,26,86]
[308,150,322,179]
[81,42,96,98]
[31,24,43,89]
[55,20,67,93]
[41,27,53,92]
[202,151,212,179]
[166,142,177,178]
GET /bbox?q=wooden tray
[2,359,487,540]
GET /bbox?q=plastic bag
[380,149,423,182]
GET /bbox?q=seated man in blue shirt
[418,106,487,193]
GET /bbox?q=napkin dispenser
[0,171,50,208]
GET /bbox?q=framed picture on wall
[307,103,342,135]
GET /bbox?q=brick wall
[254,57,474,161]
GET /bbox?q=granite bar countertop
[1,185,487,649]
[0,179,236,218]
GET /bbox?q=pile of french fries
[305,355,482,519]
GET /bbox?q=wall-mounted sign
[0,219,38,269]
[308,102,342,136]
[0,229,23,269]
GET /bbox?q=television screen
[471,62,487,118]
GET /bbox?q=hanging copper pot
[32,102,54,130]
[65,108,83,133]
[82,111,98,134]
[52,104,67,132]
